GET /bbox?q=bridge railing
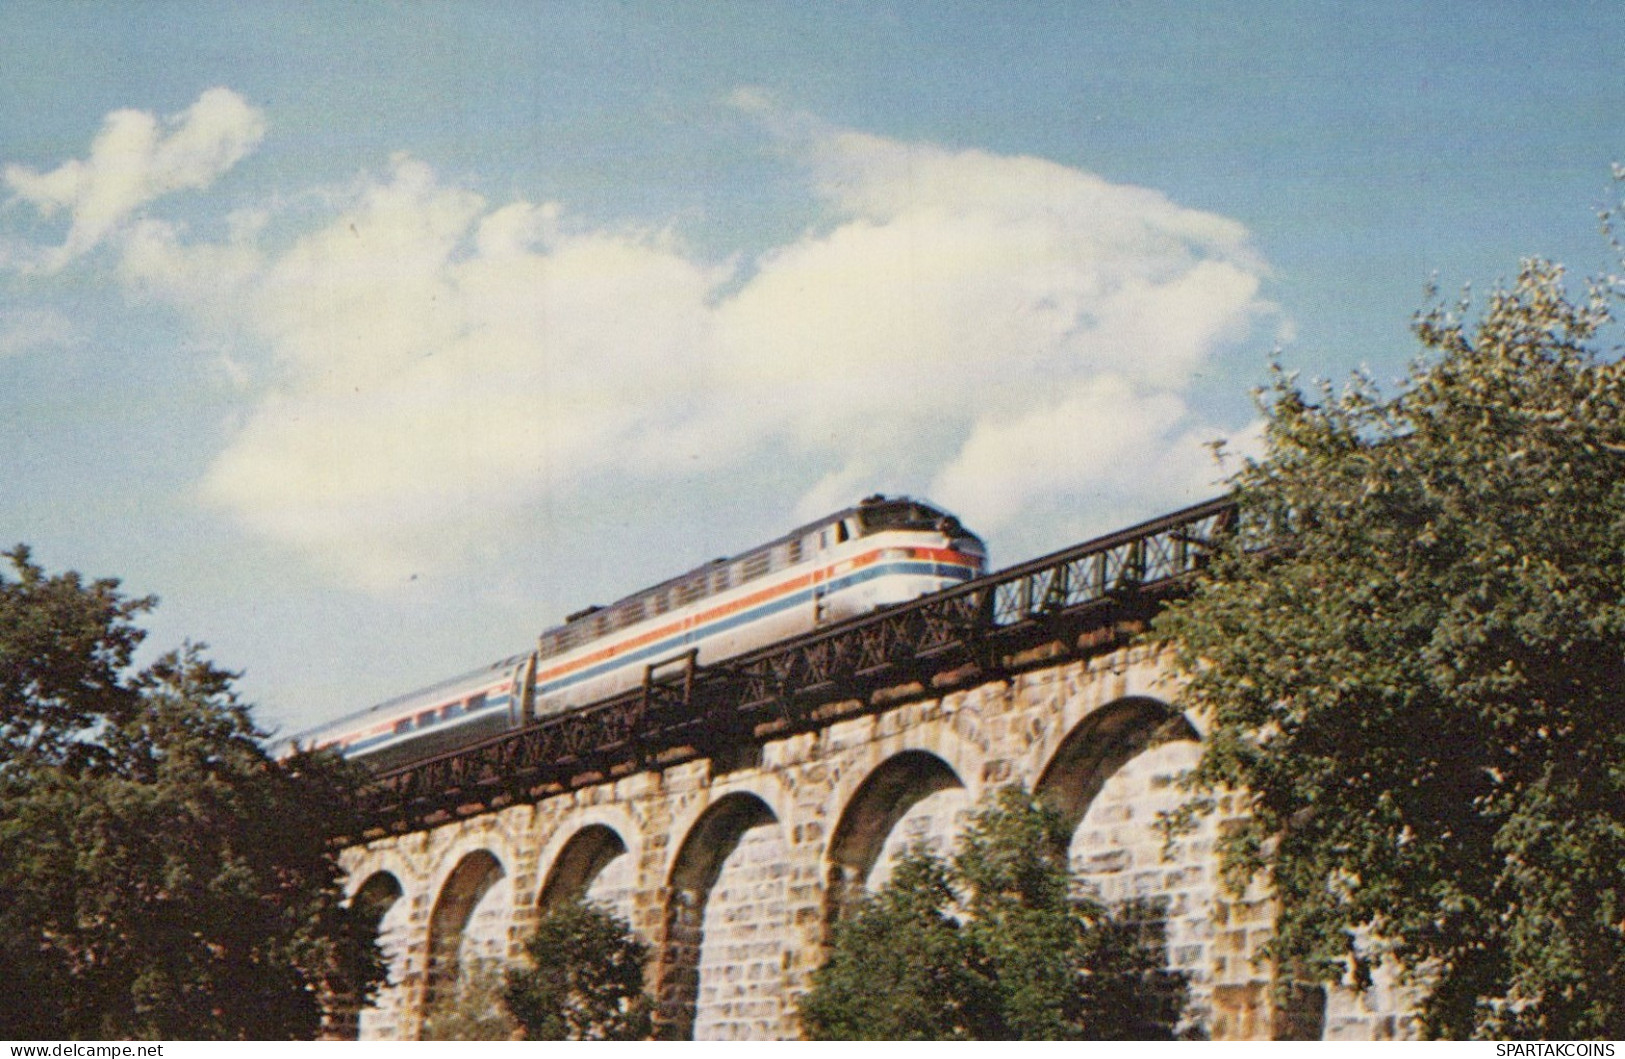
[980,495,1233,626]
[353,495,1235,834]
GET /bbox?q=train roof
[543,496,963,636]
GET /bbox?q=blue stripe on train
[345,691,513,756]
[350,559,974,757]
[535,559,974,705]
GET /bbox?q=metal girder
[350,496,1234,837]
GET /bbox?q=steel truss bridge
[354,496,1236,838]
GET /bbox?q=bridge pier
[335,642,1418,1040]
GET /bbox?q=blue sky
[4,1,1622,736]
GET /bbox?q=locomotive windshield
[855,498,950,534]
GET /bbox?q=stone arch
[353,868,405,909]
[1037,695,1221,1035]
[1035,695,1199,837]
[424,849,509,1021]
[537,823,630,913]
[824,749,966,926]
[328,871,409,1040]
[655,791,785,1040]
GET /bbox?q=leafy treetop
[0,547,385,1040]
[799,785,1188,1040]
[1156,255,1625,1039]
[502,897,653,1041]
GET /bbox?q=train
[280,496,986,772]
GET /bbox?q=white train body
[531,496,985,716]
[279,654,535,772]
[281,497,984,771]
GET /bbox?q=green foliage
[0,544,151,768]
[421,961,518,1041]
[799,786,1188,1040]
[1155,258,1625,1038]
[503,898,653,1040]
[0,547,385,1040]
[797,851,1000,1039]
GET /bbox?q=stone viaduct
[331,502,1418,1041]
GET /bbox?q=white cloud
[0,307,79,358]
[4,88,264,271]
[191,156,724,586]
[707,121,1274,538]
[25,93,1276,587]
[929,375,1224,536]
[119,213,265,324]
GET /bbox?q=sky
[3,1,1622,738]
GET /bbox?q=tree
[502,898,653,1040]
[421,961,518,1041]
[796,851,1000,1040]
[1155,258,1625,1038]
[0,547,385,1040]
[0,544,149,768]
[799,786,1188,1040]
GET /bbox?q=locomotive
[281,496,985,771]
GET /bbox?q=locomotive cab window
[858,500,944,534]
